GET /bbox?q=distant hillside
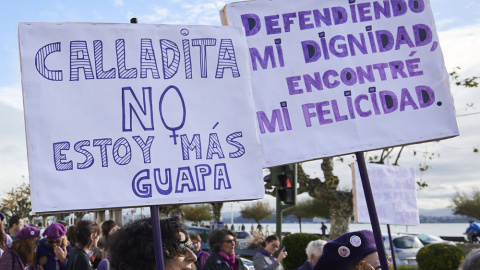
[419,208,454,217]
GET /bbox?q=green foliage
[451,189,480,220]
[283,199,330,232]
[416,243,465,270]
[397,266,419,270]
[0,182,32,221]
[240,201,273,224]
[282,233,320,269]
[181,204,212,222]
[450,67,479,88]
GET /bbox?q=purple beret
[313,230,377,270]
[0,212,4,222]
[16,226,40,240]
[43,223,67,239]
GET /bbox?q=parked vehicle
[240,257,255,270]
[186,225,212,250]
[236,231,254,249]
[383,234,423,265]
[401,233,456,246]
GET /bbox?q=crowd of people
[2,212,480,270]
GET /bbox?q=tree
[182,204,212,223]
[210,202,224,223]
[451,189,480,220]
[240,201,273,225]
[0,182,32,223]
[283,199,330,233]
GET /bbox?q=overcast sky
[0,0,479,213]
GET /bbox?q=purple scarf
[219,251,237,270]
[255,249,274,263]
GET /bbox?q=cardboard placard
[222,0,459,167]
[19,22,265,213]
[352,163,419,226]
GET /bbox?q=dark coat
[203,252,248,270]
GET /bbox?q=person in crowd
[313,230,388,270]
[65,226,76,250]
[109,216,196,270]
[97,221,120,270]
[320,223,328,237]
[8,215,24,241]
[100,220,119,259]
[0,226,42,269]
[253,234,287,270]
[1,212,13,257]
[241,224,245,231]
[464,220,480,243]
[257,223,263,234]
[297,239,327,270]
[190,233,209,270]
[460,248,480,270]
[204,228,248,270]
[66,220,101,270]
[37,222,72,270]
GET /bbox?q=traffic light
[277,165,296,205]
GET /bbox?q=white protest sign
[352,163,419,225]
[19,22,265,214]
[222,0,459,167]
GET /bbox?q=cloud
[0,85,23,111]
[113,0,124,7]
[135,6,173,23]
[0,102,28,195]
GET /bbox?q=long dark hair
[72,220,100,249]
[262,235,278,248]
[101,220,117,252]
[109,216,188,270]
[208,228,237,253]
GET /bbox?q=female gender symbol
[159,85,186,145]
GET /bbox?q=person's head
[9,215,24,234]
[313,230,378,270]
[208,228,237,256]
[470,220,475,224]
[263,235,280,255]
[0,220,5,249]
[190,233,202,253]
[43,223,68,248]
[461,248,480,270]
[306,239,327,266]
[110,216,196,270]
[66,225,76,246]
[101,220,118,252]
[38,222,43,227]
[72,220,101,250]
[13,226,41,266]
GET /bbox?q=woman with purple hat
[0,226,43,269]
[37,222,73,270]
[313,230,390,270]
[1,212,14,258]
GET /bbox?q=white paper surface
[223,0,459,166]
[353,163,419,226]
[19,22,265,213]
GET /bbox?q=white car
[383,235,424,265]
[240,257,255,270]
[235,231,254,249]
